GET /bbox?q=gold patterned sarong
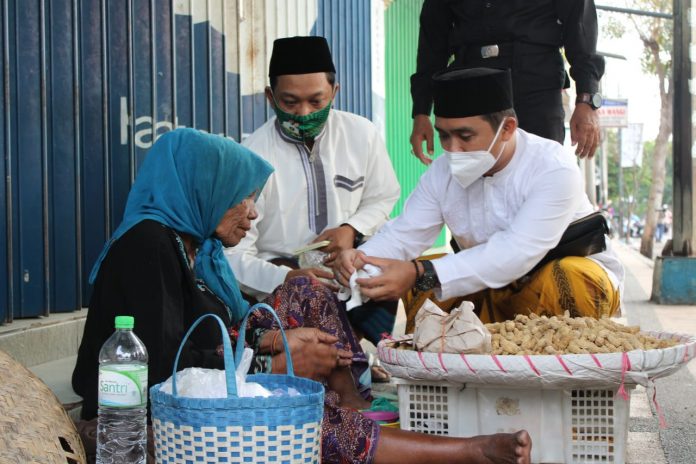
[403,255,620,333]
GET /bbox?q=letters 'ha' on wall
[0,0,373,322]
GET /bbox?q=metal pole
[596,4,673,19]
[601,129,609,206]
[585,158,597,206]
[618,128,626,240]
[672,0,694,256]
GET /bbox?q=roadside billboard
[598,98,629,128]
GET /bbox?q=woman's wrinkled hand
[270,328,352,380]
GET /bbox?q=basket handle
[235,303,295,377]
[171,313,237,398]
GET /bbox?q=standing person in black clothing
[410,0,604,162]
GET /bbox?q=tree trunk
[640,95,672,258]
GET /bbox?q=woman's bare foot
[338,390,372,410]
[328,365,372,410]
[472,430,532,464]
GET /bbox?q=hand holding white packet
[337,263,382,311]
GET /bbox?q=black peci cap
[269,36,336,77]
[433,67,513,118]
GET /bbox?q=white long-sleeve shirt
[359,129,624,301]
[225,110,400,299]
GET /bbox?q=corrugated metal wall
[0,0,373,323]
[384,0,444,245]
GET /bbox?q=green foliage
[601,0,673,78]
[604,130,673,218]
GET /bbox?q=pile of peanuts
[486,312,679,355]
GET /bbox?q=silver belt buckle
[480,44,499,59]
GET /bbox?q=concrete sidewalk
[612,239,696,464]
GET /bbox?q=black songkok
[269,36,336,77]
[433,67,513,118]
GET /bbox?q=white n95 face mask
[446,120,507,189]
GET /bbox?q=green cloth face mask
[272,94,332,142]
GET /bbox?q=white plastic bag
[298,250,336,285]
[337,264,382,310]
[413,299,492,354]
[160,348,272,398]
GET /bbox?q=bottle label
[98,365,148,407]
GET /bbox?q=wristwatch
[576,93,602,110]
[414,260,440,292]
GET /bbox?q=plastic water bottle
[96,315,149,464]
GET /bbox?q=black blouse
[72,220,232,419]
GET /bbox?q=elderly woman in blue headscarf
[72,128,362,459]
[73,128,531,464]
[73,128,275,419]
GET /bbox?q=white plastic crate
[394,378,631,464]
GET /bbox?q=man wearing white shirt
[225,36,400,343]
[335,67,623,328]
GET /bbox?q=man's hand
[268,328,352,380]
[332,249,367,286]
[313,225,357,265]
[285,268,338,290]
[355,255,418,301]
[570,103,600,159]
[410,114,435,165]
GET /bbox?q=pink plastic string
[459,353,476,374]
[490,354,507,373]
[684,344,690,363]
[590,353,603,368]
[437,353,449,373]
[523,355,541,377]
[651,381,668,429]
[555,354,573,376]
[616,352,631,401]
[417,351,432,372]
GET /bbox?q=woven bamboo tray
[378,331,696,389]
[0,349,86,464]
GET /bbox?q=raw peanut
[485,315,678,355]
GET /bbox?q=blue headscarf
[89,128,274,323]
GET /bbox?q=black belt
[459,42,559,61]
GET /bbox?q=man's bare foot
[466,430,532,464]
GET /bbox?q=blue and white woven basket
[150,304,325,464]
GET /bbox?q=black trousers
[452,46,567,145]
[514,87,565,144]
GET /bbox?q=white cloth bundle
[413,299,492,354]
[337,264,382,311]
